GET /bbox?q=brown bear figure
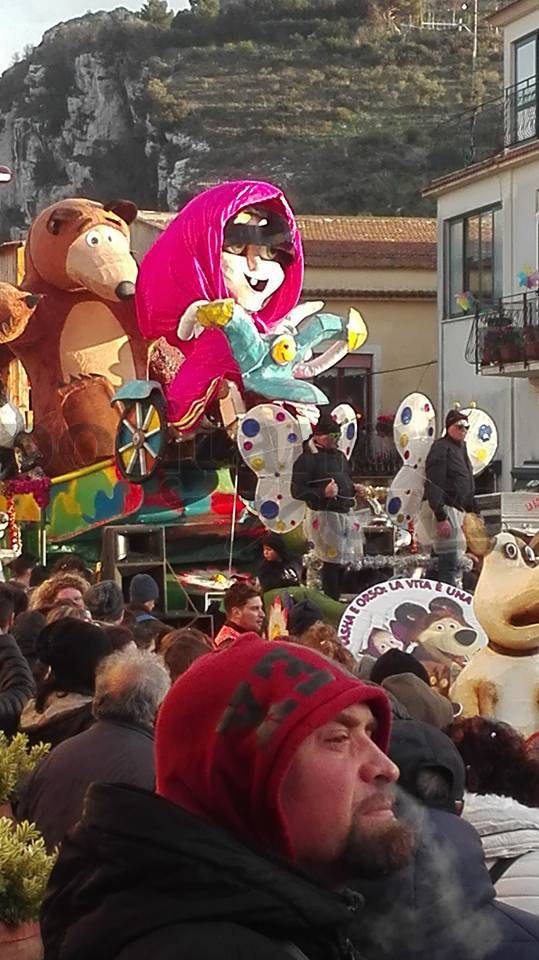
[0,199,148,475]
[389,597,482,697]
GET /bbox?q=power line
[366,359,438,377]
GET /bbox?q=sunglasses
[454,423,469,432]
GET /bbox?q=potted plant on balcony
[481,326,502,365]
[0,818,56,959]
[0,733,50,819]
[523,325,539,362]
[499,325,523,364]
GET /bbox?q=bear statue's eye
[86,230,101,247]
[503,541,518,560]
[435,623,445,631]
[522,545,536,567]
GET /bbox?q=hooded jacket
[353,805,539,960]
[463,792,539,918]
[135,180,304,427]
[41,783,364,960]
[41,636,391,960]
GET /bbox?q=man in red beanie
[40,636,412,960]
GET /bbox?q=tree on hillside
[139,0,174,28]
[189,0,220,17]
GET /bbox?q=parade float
[0,180,371,575]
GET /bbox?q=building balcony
[465,291,539,377]
[431,76,539,181]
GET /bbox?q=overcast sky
[0,1,189,73]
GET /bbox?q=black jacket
[425,435,475,521]
[17,720,155,851]
[353,806,539,960]
[259,558,301,594]
[41,782,363,960]
[292,444,355,514]
[0,631,35,737]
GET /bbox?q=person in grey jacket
[16,647,170,850]
[0,586,35,736]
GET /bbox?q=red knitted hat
[156,635,392,859]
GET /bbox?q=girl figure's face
[221,208,288,313]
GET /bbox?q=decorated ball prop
[394,393,436,468]
[461,406,498,476]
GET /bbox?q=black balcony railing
[465,291,539,373]
[430,77,538,180]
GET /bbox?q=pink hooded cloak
[135,180,304,429]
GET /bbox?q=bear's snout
[454,627,477,647]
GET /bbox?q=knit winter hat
[156,635,392,859]
[312,409,339,436]
[85,580,124,623]
[35,618,112,693]
[445,409,469,431]
[288,599,322,636]
[129,573,160,604]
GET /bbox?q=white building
[424,0,539,489]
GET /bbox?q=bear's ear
[46,205,83,236]
[392,602,428,629]
[463,512,494,558]
[104,199,138,226]
[429,597,462,618]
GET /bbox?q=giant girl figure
[135,180,306,432]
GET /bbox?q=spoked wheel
[115,394,166,483]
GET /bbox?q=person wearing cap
[125,573,170,651]
[84,580,125,625]
[292,409,363,600]
[40,635,414,959]
[19,618,112,748]
[424,409,476,587]
[258,532,301,595]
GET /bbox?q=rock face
[0,10,210,236]
[0,6,503,233]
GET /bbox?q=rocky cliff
[0,3,502,238]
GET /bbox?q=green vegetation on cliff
[0,0,502,232]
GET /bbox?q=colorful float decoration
[236,401,366,565]
[0,179,369,551]
[386,394,498,540]
[451,515,539,736]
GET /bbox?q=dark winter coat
[0,631,35,736]
[41,782,364,960]
[16,720,155,851]
[19,692,94,748]
[425,435,475,521]
[259,558,301,594]
[292,444,355,513]
[352,806,539,960]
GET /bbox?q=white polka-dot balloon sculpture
[237,402,359,537]
[386,393,436,529]
[460,406,498,476]
[386,394,498,529]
